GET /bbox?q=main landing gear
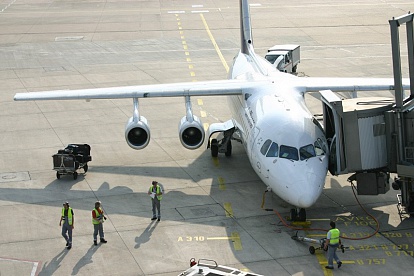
[290,208,306,222]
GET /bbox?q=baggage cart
[53,144,92,180]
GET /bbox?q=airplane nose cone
[298,193,317,208]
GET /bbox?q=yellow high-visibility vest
[92,208,103,225]
[61,207,73,225]
[149,185,163,200]
[329,228,340,244]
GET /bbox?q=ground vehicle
[178,259,263,276]
[264,44,300,73]
[53,144,91,180]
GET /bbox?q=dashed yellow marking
[315,251,332,276]
[200,110,206,117]
[189,64,194,69]
[190,72,195,77]
[203,123,209,131]
[183,45,188,50]
[182,41,186,45]
[212,157,219,167]
[186,58,191,62]
[224,202,233,217]
[218,176,226,190]
[185,52,190,56]
[231,232,242,250]
[197,99,203,105]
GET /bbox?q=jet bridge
[320,13,414,219]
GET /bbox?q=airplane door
[250,127,268,178]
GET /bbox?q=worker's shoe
[337,262,342,268]
[325,266,333,270]
[66,241,69,247]
[94,240,98,246]
[100,238,107,243]
[157,218,160,222]
[151,217,157,221]
[67,244,72,250]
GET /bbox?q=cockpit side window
[266,142,279,157]
[300,144,316,160]
[260,139,272,155]
[279,145,299,161]
[314,138,326,156]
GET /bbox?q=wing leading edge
[14,79,268,101]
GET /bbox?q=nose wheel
[290,208,306,221]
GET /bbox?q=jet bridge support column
[389,13,414,219]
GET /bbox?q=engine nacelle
[179,115,205,149]
[125,116,150,150]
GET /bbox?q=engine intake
[125,116,150,150]
[179,115,205,149]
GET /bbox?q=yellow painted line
[315,251,332,276]
[231,232,243,250]
[180,31,184,35]
[307,234,326,238]
[185,52,190,56]
[200,110,206,117]
[178,26,182,30]
[188,64,193,69]
[190,72,195,77]
[186,58,191,62]
[212,157,219,166]
[197,99,203,105]
[181,35,185,39]
[182,41,186,45]
[224,202,233,217]
[218,176,226,190]
[183,45,188,50]
[200,13,229,73]
[178,22,181,26]
[203,123,209,131]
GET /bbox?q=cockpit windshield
[299,144,316,160]
[260,139,321,161]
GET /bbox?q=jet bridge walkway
[319,13,414,220]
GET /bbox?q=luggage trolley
[53,144,92,180]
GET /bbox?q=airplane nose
[298,193,317,208]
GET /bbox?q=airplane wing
[14,79,267,101]
[298,77,411,92]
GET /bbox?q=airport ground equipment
[52,144,91,180]
[264,44,300,73]
[178,258,263,276]
[291,232,347,255]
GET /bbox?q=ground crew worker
[148,180,163,221]
[59,201,74,250]
[324,221,342,269]
[92,201,107,245]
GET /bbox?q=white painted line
[192,5,204,8]
[168,10,185,14]
[0,257,40,276]
[191,10,209,13]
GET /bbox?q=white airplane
[14,0,410,220]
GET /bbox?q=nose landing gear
[290,208,306,222]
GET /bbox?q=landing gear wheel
[225,140,232,157]
[211,139,218,157]
[309,246,315,255]
[56,172,60,179]
[84,164,88,173]
[290,208,297,221]
[73,171,78,180]
[298,208,306,221]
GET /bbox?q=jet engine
[125,116,150,150]
[179,115,205,149]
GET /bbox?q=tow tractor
[178,258,264,276]
[291,232,347,255]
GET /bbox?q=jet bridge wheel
[211,139,219,157]
[56,171,60,179]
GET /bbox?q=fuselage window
[260,139,272,156]
[279,145,299,161]
[314,138,326,156]
[300,144,316,160]
[266,142,279,157]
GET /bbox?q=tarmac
[1,0,414,275]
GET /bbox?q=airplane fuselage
[227,51,329,208]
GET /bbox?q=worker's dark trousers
[327,244,340,267]
[152,198,161,219]
[62,222,72,244]
[93,223,104,241]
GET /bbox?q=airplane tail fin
[240,0,253,55]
